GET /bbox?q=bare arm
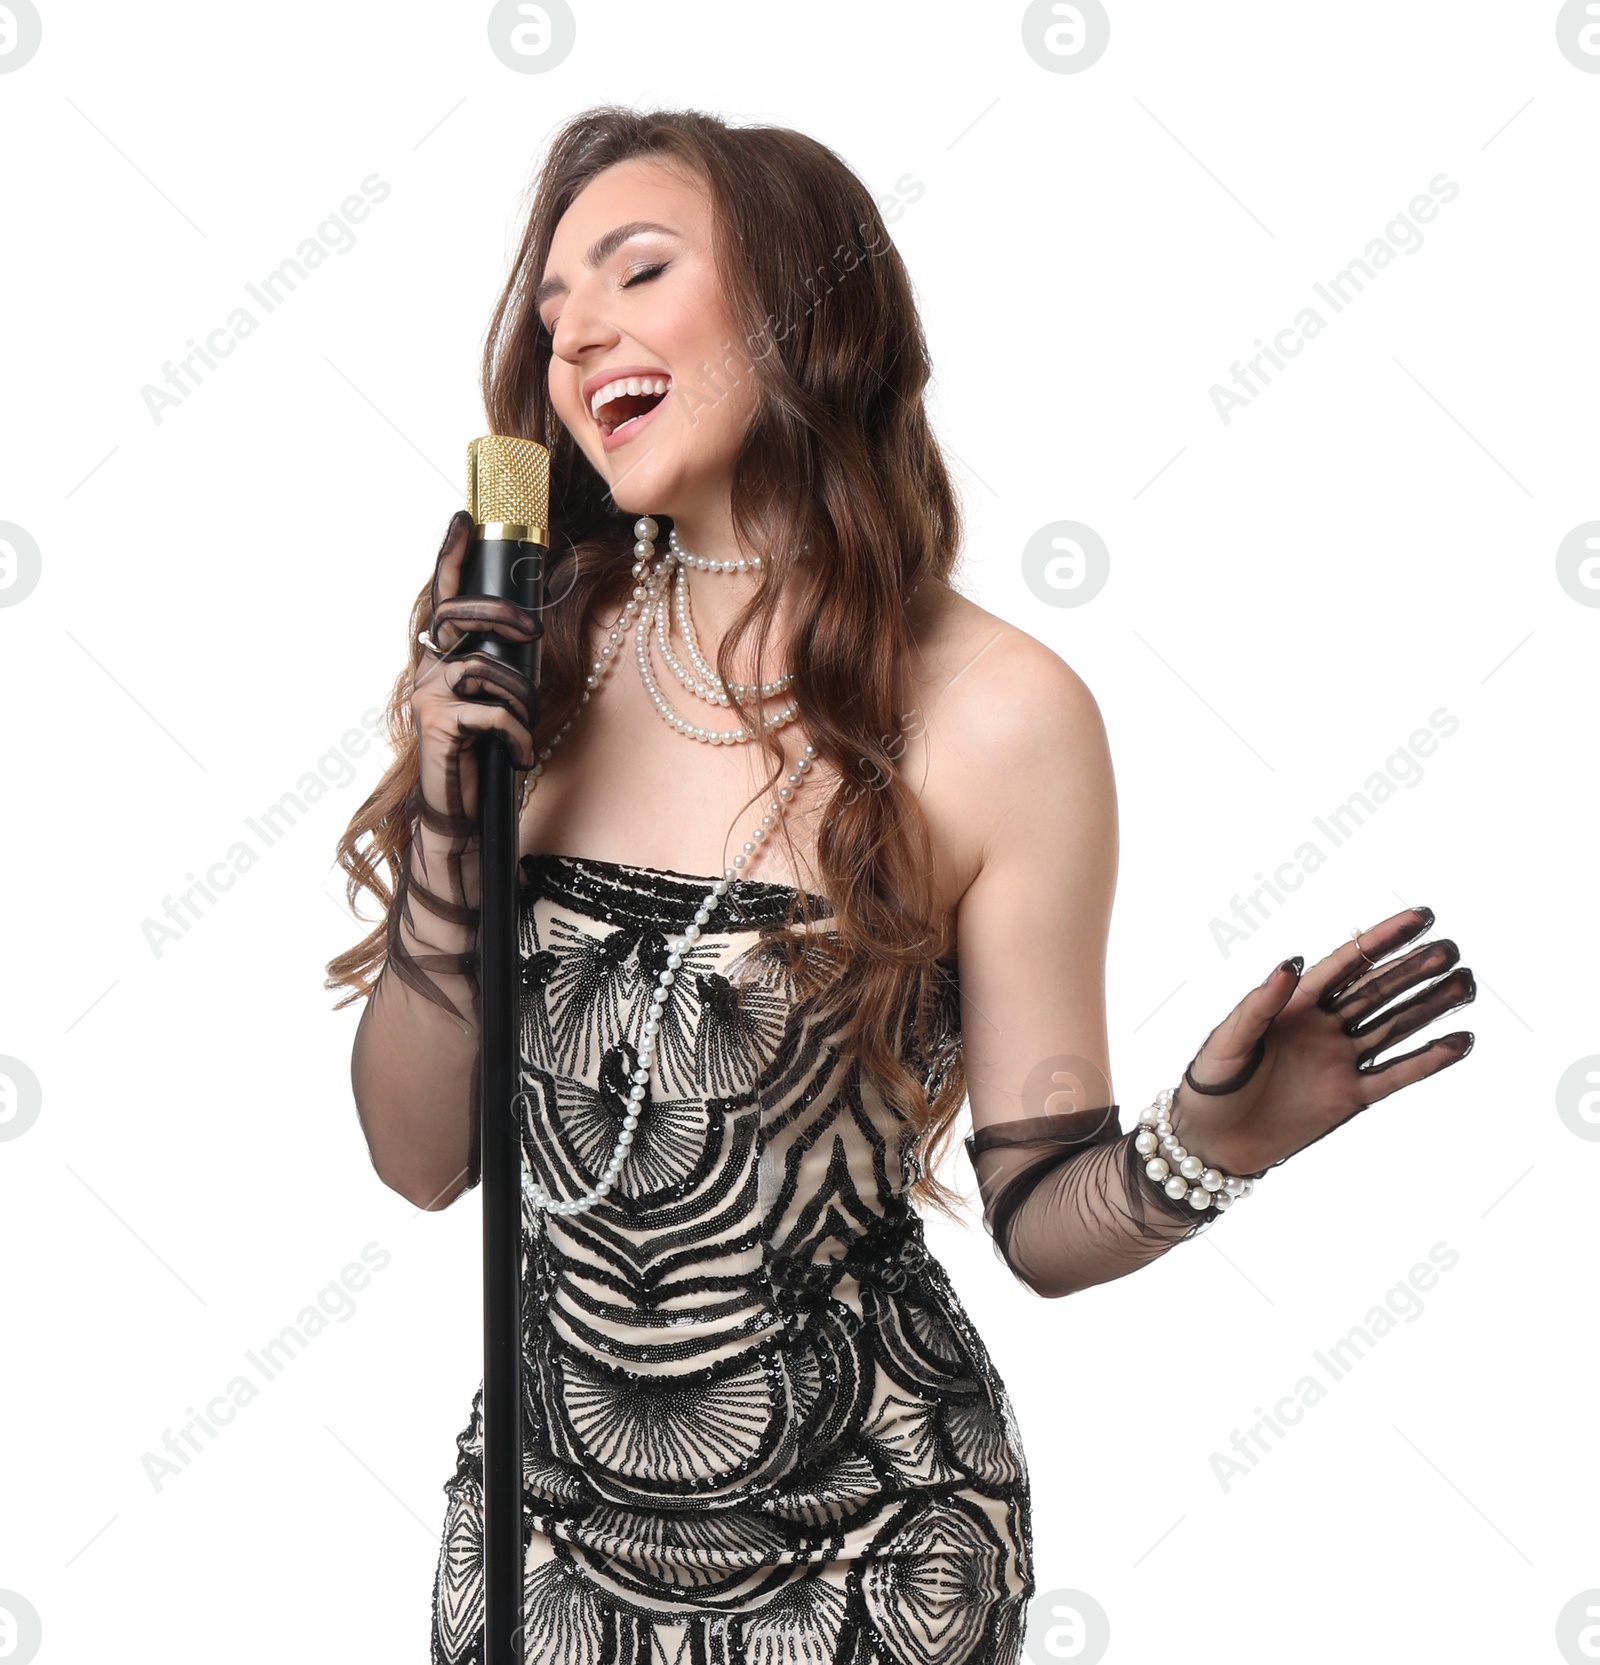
[953,644,1203,1298]
[951,637,1476,1300]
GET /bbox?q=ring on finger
[1349,927,1379,969]
[417,628,447,658]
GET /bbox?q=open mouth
[594,378,671,441]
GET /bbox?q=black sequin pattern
[431,854,1034,1665]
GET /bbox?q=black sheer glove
[965,1104,1204,1299]
[384,509,540,1028]
[1160,906,1475,1180]
[963,908,1475,1299]
[384,779,483,1027]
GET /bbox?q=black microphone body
[459,532,548,695]
[455,432,554,1665]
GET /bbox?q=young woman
[328,107,1476,1665]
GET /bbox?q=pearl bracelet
[1135,1086,1255,1214]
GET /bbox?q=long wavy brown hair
[326,106,972,1218]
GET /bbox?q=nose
[550,282,621,364]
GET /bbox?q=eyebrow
[534,220,682,311]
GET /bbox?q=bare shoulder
[902,582,1115,916]
[907,583,1102,728]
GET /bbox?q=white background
[1,3,1593,1662]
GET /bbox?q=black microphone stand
[460,522,547,1665]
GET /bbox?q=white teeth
[590,374,670,419]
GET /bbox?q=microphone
[460,433,550,1665]
[461,433,552,695]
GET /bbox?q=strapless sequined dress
[430,852,1035,1665]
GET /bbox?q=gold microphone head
[466,434,551,541]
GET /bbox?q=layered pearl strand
[518,516,816,1218]
[667,527,762,572]
[634,538,799,744]
[1135,1086,1255,1214]
[652,565,793,706]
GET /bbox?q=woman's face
[538,157,756,522]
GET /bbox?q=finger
[1346,966,1476,1067]
[1329,909,1434,999]
[1351,1028,1475,1101]
[1189,957,1302,1087]
[435,595,539,634]
[410,633,480,705]
[1299,905,1434,1006]
[411,648,456,701]
[443,654,537,727]
[1320,937,1460,1020]
[452,703,536,770]
[433,594,540,655]
[1235,954,1304,1030]
[429,509,474,610]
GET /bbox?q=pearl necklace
[516,515,819,1218]
[649,566,793,706]
[635,556,799,743]
[656,525,792,704]
[666,526,762,572]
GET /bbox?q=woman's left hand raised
[1167,906,1477,1179]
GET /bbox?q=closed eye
[540,261,669,337]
